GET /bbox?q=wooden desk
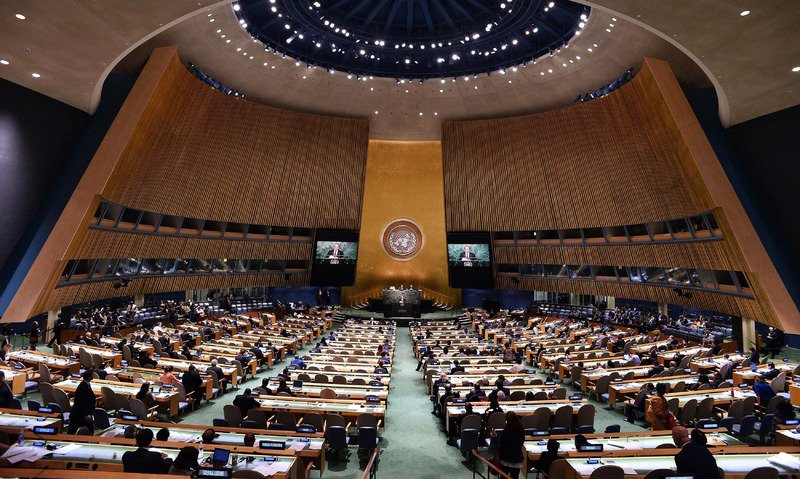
[53,378,181,417]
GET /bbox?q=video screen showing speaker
[447,232,493,289]
[310,229,359,286]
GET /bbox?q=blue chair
[604,425,621,433]
[457,428,480,459]
[351,426,379,451]
[325,425,347,462]
[576,425,595,434]
[241,420,259,429]
[732,415,756,440]
[27,400,41,412]
[10,398,22,410]
[550,427,568,435]
[753,414,776,445]
[213,418,229,427]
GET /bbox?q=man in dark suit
[122,428,174,473]
[182,364,204,408]
[457,246,477,263]
[450,360,465,375]
[325,243,344,260]
[208,359,227,393]
[232,388,259,416]
[674,429,719,479]
[0,371,14,408]
[68,369,96,433]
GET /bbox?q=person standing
[494,411,525,478]
[29,322,41,351]
[47,314,64,348]
[69,370,96,433]
[0,371,14,408]
[645,383,672,430]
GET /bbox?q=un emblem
[381,218,424,261]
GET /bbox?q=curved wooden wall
[443,58,800,331]
[2,46,369,320]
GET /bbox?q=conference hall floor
[17,328,800,478]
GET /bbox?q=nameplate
[259,440,287,449]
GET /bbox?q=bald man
[672,426,690,448]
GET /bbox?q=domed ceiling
[2,1,798,141]
[234,0,588,79]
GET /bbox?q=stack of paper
[1,445,52,464]
[768,452,800,470]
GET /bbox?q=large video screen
[310,229,359,286]
[447,232,493,289]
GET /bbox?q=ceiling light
[15,13,26,20]
[374,111,378,114]
[434,112,438,116]
[233,4,240,11]
[419,112,423,116]
[793,66,800,72]
[0,60,8,65]
[31,72,40,78]
[740,10,750,16]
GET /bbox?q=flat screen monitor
[447,232,493,289]
[310,229,359,286]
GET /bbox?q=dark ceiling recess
[234,0,588,80]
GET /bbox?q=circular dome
[234,0,589,80]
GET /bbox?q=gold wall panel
[343,141,459,305]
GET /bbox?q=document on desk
[289,441,308,452]
[2,445,51,463]
[768,452,800,470]
[52,443,82,455]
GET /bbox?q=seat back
[101,386,116,410]
[696,397,715,420]
[533,407,552,431]
[223,404,243,427]
[302,412,324,431]
[727,401,745,423]
[589,465,625,479]
[576,404,596,428]
[743,467,778,479]
[39,383,56,404]
[486,411,506,433]
[275,410,297,429]
[325,413,346,429]
[548,459,569,479]
[314,374,329,383]
[680,399,697,425]
[770,372,786,393]
[357,412,377,428]
[553,405,573,429]
[52,388,71,412]
[246,408,268,428]
[320,388,337,399]
[129,398,148,419]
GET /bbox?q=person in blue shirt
[290,355,307,369]
[753,375,776,404]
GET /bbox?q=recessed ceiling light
[740,10,750,16]
[15,13,26,20]
[0,60,8,65]
[31,72,40,78]
[792,66,800,72]
[374,111,378,114]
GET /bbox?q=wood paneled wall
[442,58,798,330]
[3,46,369,320]
[104,55,368,229]
[443,62,710,232]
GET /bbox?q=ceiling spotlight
[793,66,800,72]
[0,60,8,65]
[740,10,750,16]
[15,13,26,20]
[233,3,240,11]
[31,72,40,78]
[374,111,378,114]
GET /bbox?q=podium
[382,289,421,318]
